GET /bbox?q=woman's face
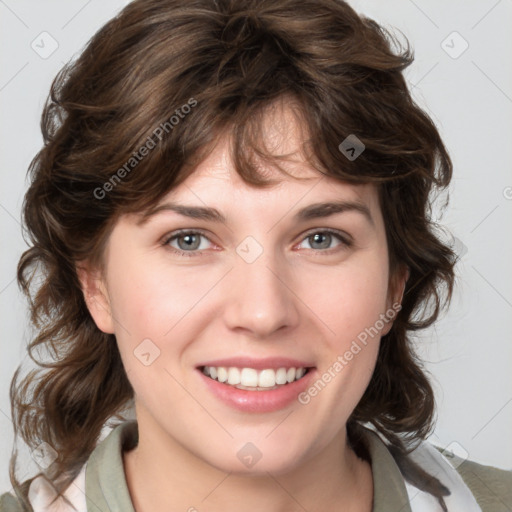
[82,102,404,475]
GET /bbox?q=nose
[222,247,301,338]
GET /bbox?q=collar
[83,421,414,512]
[26,420,480,512]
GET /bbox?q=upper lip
[197,357,315,370]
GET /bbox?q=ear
[381,264,409,336]
[76,262,115,334]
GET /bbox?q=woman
[1,0,511,511]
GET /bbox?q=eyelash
[161,229,353,258]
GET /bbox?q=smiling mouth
[200,365,313,391]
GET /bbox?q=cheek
[104,259,212,397]
[302,257,390,420]
[107,257,215,339]
[301,254,390,345]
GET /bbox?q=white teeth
[241,368,258,387]
[202,365,309,389]
[275,368,288,385]
[217,367,228,382]
[258,369,276,388]
[227,367,240,385]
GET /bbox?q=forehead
[167,122,379,213]
[136,95,381,222]
[144,153,382,240]
[182,141,369,196]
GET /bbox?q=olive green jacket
[1,421,511,511]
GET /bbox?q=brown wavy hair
[9,0,456,510]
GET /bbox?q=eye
[296,229,352,253]
[162,230,213,257]
[161,228,352,258]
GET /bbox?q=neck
[123,411,373,512]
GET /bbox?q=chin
[197,439,307,476]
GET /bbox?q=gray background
[1,0,511,495]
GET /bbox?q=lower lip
[197,368,316,413]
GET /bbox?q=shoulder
[0,463,87,512]
[0,478,33,511]
[0,423,128,512]
[0,488,28,512]
[434,446,512,510]
[0,494,21,512]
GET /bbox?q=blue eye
[163,230,212,257]
[297,229,352,252]
[162,228,351,257]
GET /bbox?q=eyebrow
[137,200,374,226]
